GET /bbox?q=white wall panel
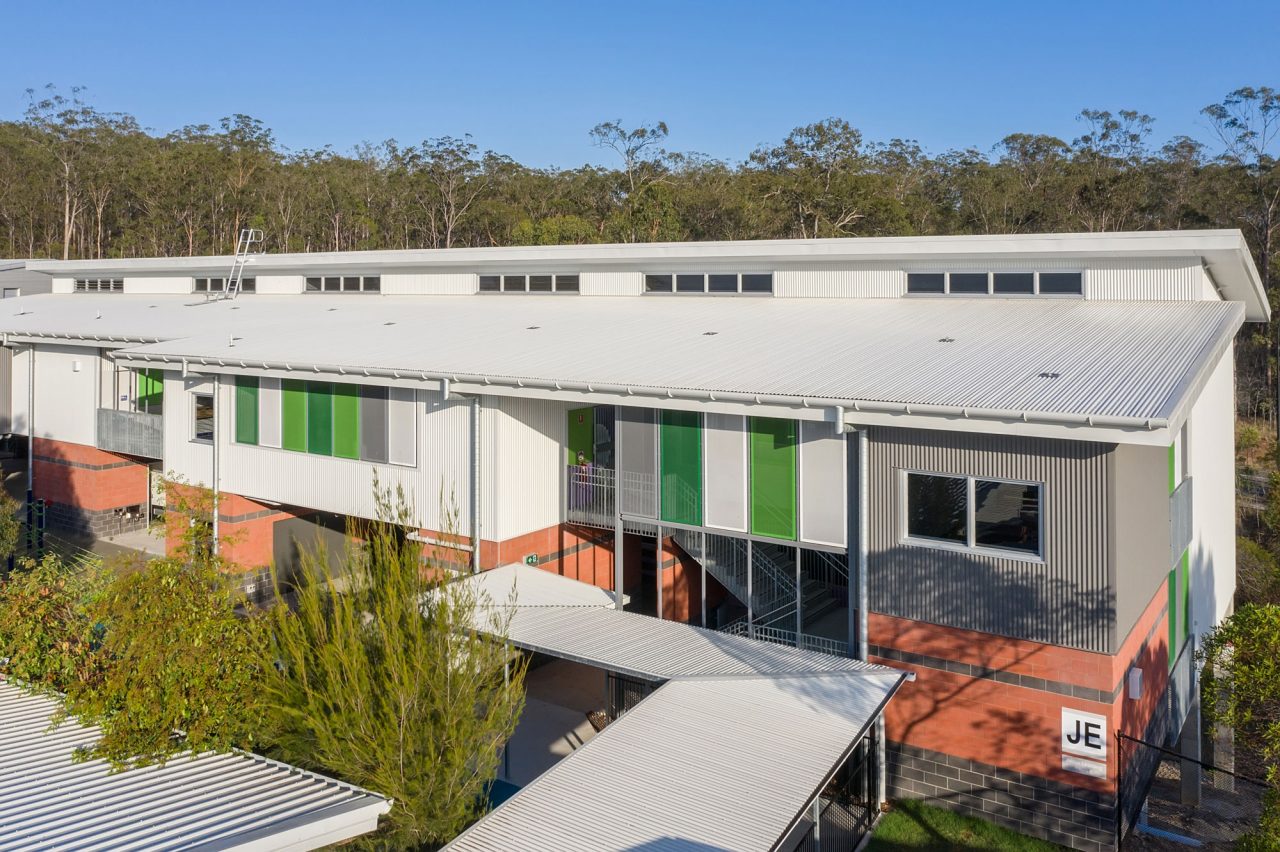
[580,272,643,296]
[798,421,847,548]
[124,277,192,295]
[51,278,74,294]
[255,275,305,295]
[483,395,569,541]
[703,413,747,532]
[163,374,213,484]
[775,267,905,298]
[1086,260,1200,301]
[25,344,99,446]
[1188,343,1236,635]
[381,273,475,295]
[259,378,282,447]
[1199,268,1222,301]
[10,347,28,437]
[387,387,417,465]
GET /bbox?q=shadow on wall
[30,437,149,539]
[871,543,1116,651]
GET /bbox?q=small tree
[1200,604,1280,849]
[262,490,526,849]
[0,552,109,694]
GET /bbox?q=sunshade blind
[258,378,282,448]
[750,417,797,540]
[333,383,360,459]
[660,410,702,526]
[234,376,259,446]
[307,383,333,456]
[281,380,307,452]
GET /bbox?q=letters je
[1066,719,1103,751]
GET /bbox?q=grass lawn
[866,800,1065,851]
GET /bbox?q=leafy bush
[262,492,526,849]
[0,553,109,693]
[63,556,268,767]
[1239,422,1264,455]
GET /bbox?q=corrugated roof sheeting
[445,671,903,852]
[0,294,1242,426]
[0,681,390,851]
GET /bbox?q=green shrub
[1239,422,1264,455]
[1238,536,1280,607]
[0,553,109,693]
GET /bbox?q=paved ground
[501,659,604,787]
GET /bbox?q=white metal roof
[445,671,903,852]
[9,291,1236,440]
[0,681,391,851]
[460,564,884,680]
[21,230,1266,318]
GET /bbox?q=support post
[795,544,803,647]
[699,531,706,628]
[857,428,869,662]
[1180,690,1202,805]
[470,396,481,573]
[211,374,220,555]
[26,344,34,501]
[613,405,624,609]
[746,539,755,639]
[812,796,822,852]
[656,524,663,620]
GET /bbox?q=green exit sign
[524,553,539,566]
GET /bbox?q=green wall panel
[750,417,797,540]
[234,376,259,445]
[281,380,308,452]
[307,383,333,456]
[137,368,164,412]
[660,410,702,526]
[568,407,595,465]
[333,383,361,459]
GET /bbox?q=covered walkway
[447,565,909,852]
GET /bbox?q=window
[236,377,416,466]
[74,278,123,293]
[478,273,580,294]
[3,288,20,298]
[195,277,255,294]
[305,275,381,293]
[906,273,945,294]
[903,471,1043,558]
[905,270,1083,297]
[1038,272,1083,295]
[193,393,215,442]
[645,272,773,295]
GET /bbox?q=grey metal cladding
[867,426,1113,652]
[360,386,388,463]
[618,407,657,517]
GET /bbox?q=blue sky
[2,1,1277,167]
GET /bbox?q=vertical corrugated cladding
[380,273,477,295]
[774,264,905,298]
[867,426,1113,652]
[1085,259,1201,301]
[0,345,13,432]
[482,393,570,541]
[579,271,643,295]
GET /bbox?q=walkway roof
[0,681,391,851]
[0,291,1242,443]
[447,565,907,851]
[445,671,902,852]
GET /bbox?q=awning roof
[0,681,391,851]
[448,565,906,851]
[444,671,902,852]
[0,292,1242,441]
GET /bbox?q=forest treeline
[1,85,1277,418]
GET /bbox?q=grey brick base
[45,501,148,539]
[887,741,1117,851]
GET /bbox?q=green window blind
[750,417,798,540]
[307,382,333,456]
[659,410,702,526]
[137,368,164,412]
[281,379,308,452]
[333,383,360,460]
[234,376,259,445]
[567,407,595,465]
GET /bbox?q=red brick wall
[32,437,148,512]
[871,581,1173,794]
[660,537,701,623]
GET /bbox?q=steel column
[613,405,625,609]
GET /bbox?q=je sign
[1061,708,1108,777]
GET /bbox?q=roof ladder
[221,228,264,300]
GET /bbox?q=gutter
[108,351,1172,433]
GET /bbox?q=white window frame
[303,275,382,294]
[477,273,580,294]
[192,392,215,444]
[898,468,1045,563]
[904,270,1084,298]
[642,272,774,296]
